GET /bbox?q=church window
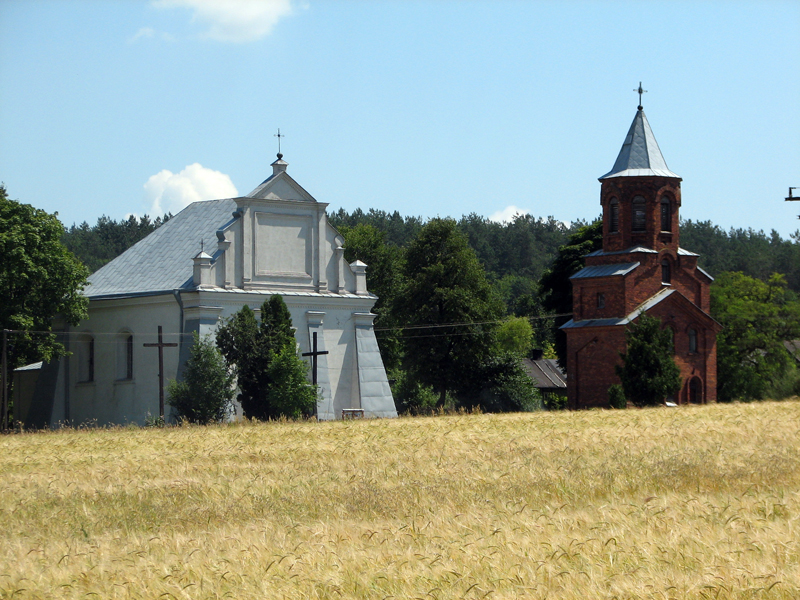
[632,196,646,231]
[667,326,675,352]
[609,198,619,233]
[117,332,133,380]
[688,327,697,353]
[660,197,672,232]
[77,334,94,382]
[661,259,671,284]
[597,292,605,309]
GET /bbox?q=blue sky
[2,0,799,240]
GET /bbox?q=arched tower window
[632,196,646,231]
[597,292,605,309]
[661,258,671,284]
[688,327,697,354]
[609,198,619,233]
[660,197,672,232]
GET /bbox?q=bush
[390,369,440,415]
[608,384,627,409]
[462,352,543,413]
[167,333,235,424]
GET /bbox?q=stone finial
[193,251,213,288]
[350,259,368,295]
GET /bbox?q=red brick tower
[562,100,720,409]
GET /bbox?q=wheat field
[0,401,798,599]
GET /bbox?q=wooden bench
[341,408,365,420]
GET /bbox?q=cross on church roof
[634,81,647,110]
[274,128,285,159]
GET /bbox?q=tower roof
[599,108,680,180]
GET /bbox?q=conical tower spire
[600,108,680,180]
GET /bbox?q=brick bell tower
[562,90,720,409]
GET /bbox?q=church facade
[562,104,720,409]
[17,155,397,427]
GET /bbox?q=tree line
[3,184,799,430]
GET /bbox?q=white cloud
[128,26,175,43]
[153,0,294,42]
[488,205,530,224]
[144,163,238,216]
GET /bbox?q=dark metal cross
[302,331,329,387]
[274,128,285,155]
[143,325,178,419]
[634,81,647,110]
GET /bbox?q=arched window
[660,197,672,232]
[688,327,697,354]
[689,377,702,404]
[661,259,671,284]
[117,332,133,380]
[609,198,619,233]
[632,196,646,231]
[77,334,94,382]
[597,292,605,309]
[667,326,675,353]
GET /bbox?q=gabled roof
[561,288,720,330]
[570,262,639,280]
[86,199,236,298]
[521,358,567,390]
[599,109,680,180]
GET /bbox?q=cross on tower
[143,325,178,420]
[274,128,285,156]
[634,81,647,110]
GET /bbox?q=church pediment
[246,171,318,203]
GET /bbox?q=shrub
[608,384,627,409]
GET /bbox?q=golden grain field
[0,401,798,599]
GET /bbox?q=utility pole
[786,187,799,220]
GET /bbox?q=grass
[0,401,798,599]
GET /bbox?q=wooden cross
[274,128,285,155]
[302,331,329,387]
[634,81,647,110]
[143,325,178,420]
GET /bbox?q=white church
[15,155,398,426]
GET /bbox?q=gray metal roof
[521,358,567,389]
[560,288,676,330]
[86,198,237,298]
[600,109,680,180]
[586,246,658,257]
[570,262,639,279]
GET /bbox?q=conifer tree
[615,313,681,407]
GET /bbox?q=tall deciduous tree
[338,223,403,371]
[615,312,681,407]
[539,219,603,368]
[711,272,800,401]
[216,295,316,420]
[0,186,89,387]
[395,218,503,406]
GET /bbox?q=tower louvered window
[609,198,619,232]
[632,196,646,231]
[660,198,671,232]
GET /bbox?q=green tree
[615,312,682,407]
[711,272,800,401]
[1,186,89,418]
[465,352,543,413]
[338,223,404,371]
[167,333,235,424]
[496,316,533,356]
[216,295,316,419]
[394,218,504,406]
[539,219,603,368]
